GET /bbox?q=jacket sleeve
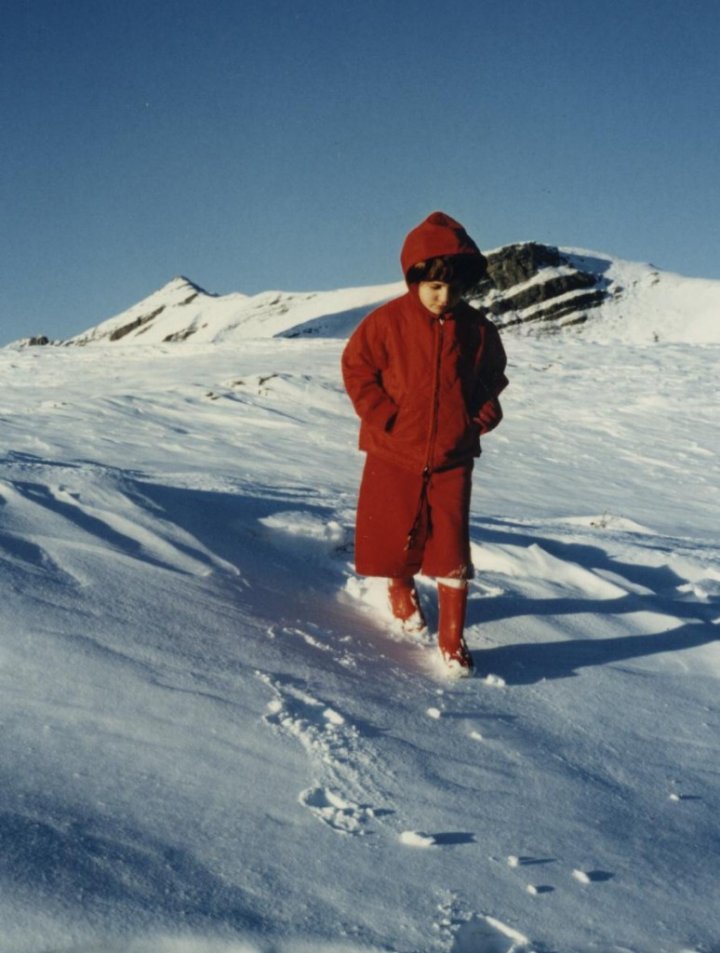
[471,320,509,421]
[341,310,399,431]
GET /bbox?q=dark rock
[468,242,610,332]
[109,306,166,341]
[487,271,597,316]
[163,326,199,342]
[483,242,563,292]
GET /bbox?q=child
[342,211,508,675]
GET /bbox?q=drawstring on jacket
[405,467,432,551]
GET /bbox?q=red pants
[354,454,474,579]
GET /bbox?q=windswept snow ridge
[0,308,718,952]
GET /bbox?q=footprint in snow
[257,672,359,766]
[263,691,353,757]
[257,671,387,836]
[299,786,380,835]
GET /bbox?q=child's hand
[474,396,503,434]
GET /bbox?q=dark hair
[406,254,487,292]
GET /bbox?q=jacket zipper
[424,315,445,474]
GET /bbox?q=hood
[400,211,483,277]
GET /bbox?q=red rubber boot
[388,577,428,634]
[437,583,474,675]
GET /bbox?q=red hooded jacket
[342,212,508,474]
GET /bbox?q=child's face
[417,280,462,316]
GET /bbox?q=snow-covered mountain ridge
[11,244,720,348]
[64,278,405,347]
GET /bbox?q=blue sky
[2,0,719,343]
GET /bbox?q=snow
[561,249,720,344]
[399,831,438,848]
[1,260,719,952]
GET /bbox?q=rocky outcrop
[470,242,609,330]
[484,242,564,290]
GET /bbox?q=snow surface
[1,266,719,953]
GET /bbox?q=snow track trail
[0,339,718,953]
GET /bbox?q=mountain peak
[162,275,211,297]
[66,274,220,345]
